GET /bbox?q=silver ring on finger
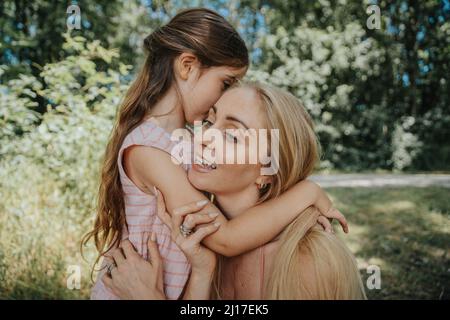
[179,224,193,237]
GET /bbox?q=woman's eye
[202,119,213,127]
[225,132,238,143]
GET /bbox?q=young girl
[84,8,347,300]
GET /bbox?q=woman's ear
[175,52,199,80]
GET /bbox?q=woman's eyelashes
[225,131,239,144]
[202,119,213,128]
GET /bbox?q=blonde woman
[102,83,366,300]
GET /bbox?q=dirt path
[309,174,450,188]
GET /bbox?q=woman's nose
[201,123,220,145]
[202,128,214,151]
[200,126,222,160]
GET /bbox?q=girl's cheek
[210,83,223,101]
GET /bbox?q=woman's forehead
[219,86,255,105]
[216,87,266,129]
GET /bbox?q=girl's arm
[155,188,217,300]
[125,146,345,257]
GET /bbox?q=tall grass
[0,34,130,299]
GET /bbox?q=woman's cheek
[221,164,258,188]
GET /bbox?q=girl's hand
[317,207,348,233]
[102,234,166,300]
[155,188,219,274]
[313,183,349,233]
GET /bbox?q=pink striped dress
[91,119,191,300]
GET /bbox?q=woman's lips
[192,163,215,173]
[193,154,217,171]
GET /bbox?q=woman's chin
[188,165,216,192]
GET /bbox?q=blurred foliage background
[0,0,449,299]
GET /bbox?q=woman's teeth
[195,155,217,170]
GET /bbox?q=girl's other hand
[316,207,348,234]
[312,182,348,233]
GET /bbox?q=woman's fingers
[111,247,126,265]
[103,255,114,265]
[326,208,349,233]
[171,200,210,234]
[102,269,119,297]
[121,239,140,259]
[182,212,219,230]
[189,222,221,244]
[155,188,172,229]
[102,255,115,274]
[173,200,209,217]
[102,273,114,289]
[317,215,333,233]
[147,232,161,266]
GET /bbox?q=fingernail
[197,200,209,206]
[214,222,221,227]
[153,186,158,195]
[208,212,219,218]
[150,232,156,242]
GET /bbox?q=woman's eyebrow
[225,115,249,130]
[213,105,249,129]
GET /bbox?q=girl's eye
[223,81,231,90]
[202,119,213,127]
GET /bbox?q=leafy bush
[0,33,130,298]
[246,23,395,170]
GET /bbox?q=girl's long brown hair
[81,8,248,269]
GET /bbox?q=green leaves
[247,21,390,170]
[0,32,132,298]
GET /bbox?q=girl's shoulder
[119,118,192,172]
[121,118,176,154]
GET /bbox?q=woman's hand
[102,234,165,300]
[155,188,219,274]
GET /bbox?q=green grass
[0,186,448,299]
[327,187,449,300]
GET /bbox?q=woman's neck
[215,186,260,219]
[147,85,185,133]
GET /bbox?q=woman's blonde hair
[213,82,366,300]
